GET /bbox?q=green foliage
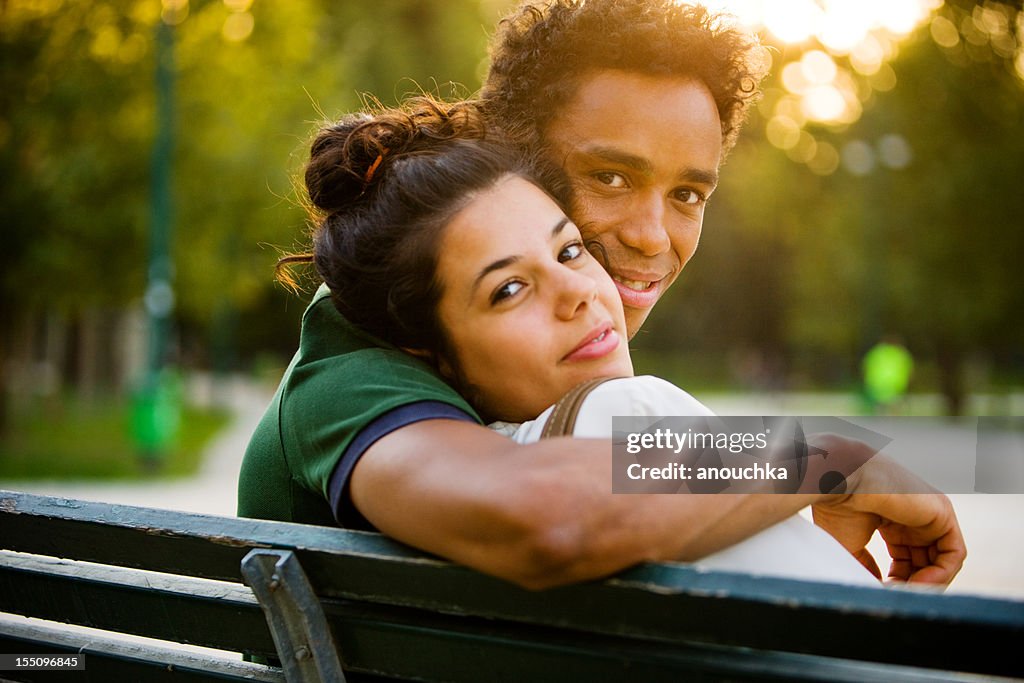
[2,0,1020,412]
[639,2,1024,407]
[0,0,501,361]
[1,2,153,313]
[0,397,229,479]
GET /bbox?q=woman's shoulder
[569,375,714,439]
[502,376,714,444]
[584,376,714,415]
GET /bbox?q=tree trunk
[0,306,10,437]
[937,344,965,416]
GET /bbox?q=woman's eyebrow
[470,217,572,297]
[472,255,520,297]
[550,216,570,238]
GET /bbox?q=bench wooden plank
[0,552,278,658]
[0,614,284,683]
[0,553,988,682]
[3,491,1023,678]
[3,490,1023,680]
[314,596,988,682]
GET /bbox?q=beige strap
[539,377,618,439]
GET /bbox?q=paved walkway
[704,392,1024,599]
[3,384,1022,599]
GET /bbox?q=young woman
[281,97,879,585]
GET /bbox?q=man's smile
[612,275,657,292]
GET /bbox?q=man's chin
[624,307,654,339]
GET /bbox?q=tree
[1,0,502,426]
[642,1,1024,414]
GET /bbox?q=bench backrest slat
[312,595,973,682]
[0,552,277,658]
[0,614,284,683]
[3,490,1024,681]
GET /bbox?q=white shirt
[494,376,880,586]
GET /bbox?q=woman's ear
[401,347,454,380]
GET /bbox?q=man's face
[543,70,723,336]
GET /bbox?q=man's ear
[401,347,454,380]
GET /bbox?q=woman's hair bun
[304,113,375,215]
[304,98,487,216]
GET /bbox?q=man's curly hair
[482,0,768,160]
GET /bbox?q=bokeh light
[223,11,255,42]
[840,139,876,176]
[222,0,256,43]
[697,0,941,50]
[161,0,189,26]
[877,133,913,170]
[685,0,954,175]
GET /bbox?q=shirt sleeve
[328,400,476,530]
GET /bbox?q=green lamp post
[132,18,180,466]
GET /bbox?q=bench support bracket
[242,548,346,683]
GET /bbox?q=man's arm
[352,419,821,589]
[352,421,965,590]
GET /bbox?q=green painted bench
[1,489,1022,682]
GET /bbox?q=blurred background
[1,0,1022,594]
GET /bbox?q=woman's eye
[594,172,627,188]
[673,188,704,205]
[558,241,584,263]
[491,280,525,304]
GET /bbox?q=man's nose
[619,193,671,257]
[554,268,598,321]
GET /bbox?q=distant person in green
[862,336,914,414]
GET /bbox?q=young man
[239,0,964,589]
[482,0,761,334]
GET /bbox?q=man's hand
[807,435,966,586]
[875,497,966,584]
[810,499,884,579]
[813,492,966,585]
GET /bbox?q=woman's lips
[563,324,620,362]
[612,275,661,309]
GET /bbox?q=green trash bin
[131,370,182,467]
[862,339,914,414]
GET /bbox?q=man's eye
[673,188,704,205]
[558,241,584,263]
[491,280,524,304]
[594,172,627,188]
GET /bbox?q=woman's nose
[553,268,599,321]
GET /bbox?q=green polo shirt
[238,285,480,526]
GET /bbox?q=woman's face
[435,174,633,422]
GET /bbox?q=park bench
[1,489,1022,683]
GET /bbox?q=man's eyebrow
[679,167,720,192]
[680,167,719,189]
[582,146,653,175]
[470,217,571,298]
[579,145,719,188]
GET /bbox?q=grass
[0,395,231,480]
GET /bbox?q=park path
[704,393,1024,600]
[2,384,1022,599]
